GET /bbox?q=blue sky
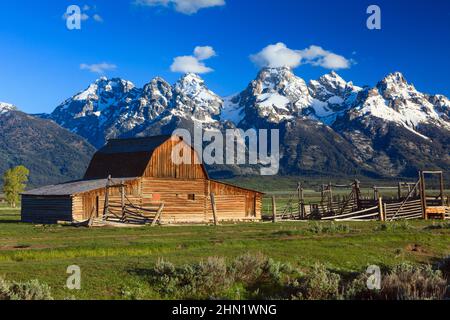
[0,0,449,114]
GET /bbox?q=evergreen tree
[2,166,29,208]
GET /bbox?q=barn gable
[84,135,208,180]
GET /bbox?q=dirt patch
[406,244,428,254]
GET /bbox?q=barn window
[188,194,196,201]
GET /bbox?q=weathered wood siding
[141,178,207,223]
[21,195,73,224]
[72,179,142,221]
[209,181,261,220]
[144,139,207,180]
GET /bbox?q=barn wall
[72,179,142,221]
[209,181,262,220]
[144,139,207,180]
[21,195,73,224]
[141,178,208,223]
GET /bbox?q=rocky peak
[377,72,417,99]
[310,71,361,101]
[142,77,172,99]
[172,73,223,119]
[0,102,17,114]
[254,67,310,97]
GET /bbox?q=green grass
[0,203,449,299]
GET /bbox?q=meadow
[0,202,449,299]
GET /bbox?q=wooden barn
[21,135,263,225]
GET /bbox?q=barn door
[246,195,256,217]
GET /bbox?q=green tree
[2,166,30,208]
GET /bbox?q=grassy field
[0,204,449,299]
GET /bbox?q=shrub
[291,263,342,300]
[344,274,375,300]
[380,263,447,300]
[345,263,447,300]
[144,257,449,300]
[0,277,53,300]
[308,222,350,234]
[426,222,450,230]
[149,257,231,299]
[308,222,323,234]
[376,221,412,232]
[437,256,450,279]
[148,254,295,300]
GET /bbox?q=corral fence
[267,171,449,223]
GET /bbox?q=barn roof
[22,177,138,196]
[99,135,172,154]
[84,135,174,179]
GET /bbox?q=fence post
[210,193,219,226]
[378,197,385,222]
[272,196,277,223]
[120,180,125,221]
[419,171,427,220]
[103,175,111,221]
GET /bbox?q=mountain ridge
[6,67,449,181]
[0,104,96,187]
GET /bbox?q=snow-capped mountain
[222,67,363,127]
[346,72,450,138]
[50,77,169,148]
[154,73,224,130]
[50,73,226,147]
[0,102,17,114]
[43,68,450,179]
[332,73,450,177]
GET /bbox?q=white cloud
[80,62,117,74]
[194,46,216,60]
[171,56,213,74]
[251,43,353,70]
[250,43,302,69]
[170,46,216,74]
[135,0,225,15]
[92,14,104,22]
[299,45,351,69]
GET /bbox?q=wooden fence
[384,199,423,221]
[271,195,433,222]
[321,206,380,222]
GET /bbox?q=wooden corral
[22,136,263,225]
[271,171,449,222]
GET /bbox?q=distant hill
[0,103,96,187]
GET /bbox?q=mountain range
[1,67,449,186]
[0,102,95,187]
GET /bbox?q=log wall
[22,195,73,224]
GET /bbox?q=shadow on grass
[0,219,22,224]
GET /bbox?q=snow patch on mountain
[348,72,450,139]
[220,95,245,124]
[0,102,16,114]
